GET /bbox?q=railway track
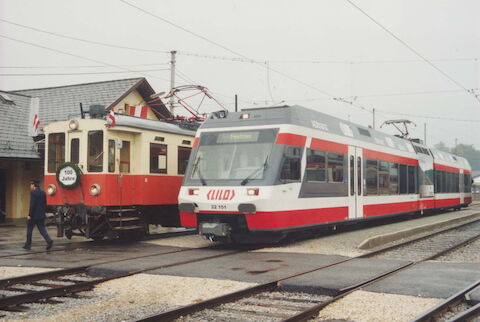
[412,280,480,322]
[137,218,480,322]
[0,243,247,312]
[0,229,196,259]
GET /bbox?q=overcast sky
[0,0,479,148]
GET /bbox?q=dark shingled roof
[12,77,159,124]
[0,91,38,159]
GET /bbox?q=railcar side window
[389,163,399,194]
[378,161,390,195]
[87,131,103,172]
[280,146,302,181]
[350,156,354,195]
[365,159,378,195]
[120,141,130,173]
[70,138,79,165]
[48,133,65,173]
[453,173,459,193]
[407,165,416,194]
[464,173,471,193]
[327,152,344,183]
[357,157,362,195]
[435,170,442,193]
[399,164,407,194]
[150,143,167,174]
[108,140,115,173]
[178,146,191,175]
[306,149,326,182]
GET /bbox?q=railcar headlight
[247,188,259,196]
[188,188,199,196]
[68,119,79,130]
[89,184,101,196]
[47,184,57,196]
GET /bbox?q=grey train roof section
[201,105,470,167]
[0,91,39,159]
[12,78,146,125]
[114,114,196,136]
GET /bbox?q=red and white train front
[178,106,472,243]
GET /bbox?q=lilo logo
[206,189,235,200]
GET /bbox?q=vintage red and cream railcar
[178,105,472,243]
[44,114,195,240]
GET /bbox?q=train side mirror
[116,139,123,149]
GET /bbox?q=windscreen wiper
[240,156,268,186]
[192,156,207,186]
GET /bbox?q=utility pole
[372,108,375,129]
[235,94,238,112]
[424,123,426,144]
[169,50,177,115]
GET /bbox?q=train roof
[201,105,471,168]
[113,114,196,136]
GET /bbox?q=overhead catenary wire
[0,68,170,76]
[345,0,480,103]
[0,34,170,82]
[0,62,170,69]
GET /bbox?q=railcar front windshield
[190,129,277,182]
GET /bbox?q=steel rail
[136,218,480,322]
[411,280,480,322]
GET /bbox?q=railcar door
[348,146,364,219]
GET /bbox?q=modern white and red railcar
[44,114,195,240]
[178,105,472,242]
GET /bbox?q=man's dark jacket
[28,188,46,220]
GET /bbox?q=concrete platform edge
[357,212,480,250]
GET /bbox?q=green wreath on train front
[56,162,83,189]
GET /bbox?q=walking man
[23,180,53,250]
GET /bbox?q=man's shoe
[22,245,31,250]
[46,240,53,250]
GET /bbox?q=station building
[0,77,170,221]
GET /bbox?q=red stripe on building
[140,106,148,118]
[434,163,460,173]
[364,149,418,166]
[364,200,419,217]
[245,207,348,229]
[435,198,461,208]
[180,211,197,227]
[275,133,306,147]
[192,137,200,148]
[310,138,348,154]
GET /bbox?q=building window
[280,146,302,181]
[70,138,79,165]
[150,143,167,174]
[48,133,65,173]
[87,131,103,172]
[108,140,115,173]
[365,159,378,195]
[306,149,326,182]
[178,146,191,175]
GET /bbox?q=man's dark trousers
[25,218,52,248]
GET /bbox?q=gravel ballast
[315,290,442,322]
[1,273,257,321]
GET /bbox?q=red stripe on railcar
[434,163,459,173]
[45,174,183,206]
[364,149,418,166]
[463,169,471,175]
[464,197,472,204]
[364,200,419,217]
[435,198,461,208]
[192,137,200,148]
[275,133,306,147]
[180,211,197,227]
[245,207,348,229]
[419,199,435,210]
[310,138,348,154]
